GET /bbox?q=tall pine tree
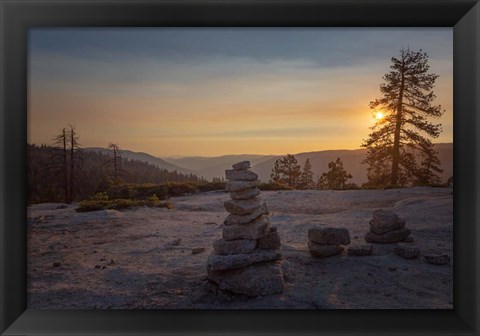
[362,48,444,187]
[298,158,315,189]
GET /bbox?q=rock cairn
[308,227,350,257]
[365,210,411,244]
[206,161,284,296]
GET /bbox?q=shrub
[165,182,198,196]
[258,182,294,191]
[76,195,174,212]
[198,181,226,192]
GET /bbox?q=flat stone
[308,227,351,245]
[393,244,419,259]
[213,238,257,255]
[224,203,269,226]
[206,249,281,271]
[191,247,206,255]
[224,197,263,215]
[223,216,269,241]
[225,169,258,181]
[348,244,373,256]
[365,227,411,244]
[308,241,344,258]
[257,229,281,250]
[230,187,261,200]
[226,180,259,192]
[424,254,450,265]
[232,161,251,170]
[208,261,284,296]
[404,236,414,243]
[369,210,406,234]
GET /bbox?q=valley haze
[86,142,453,185]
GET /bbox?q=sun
[374,111,385,120]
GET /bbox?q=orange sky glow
[28,28,453,158]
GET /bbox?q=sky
[28,28,453,158]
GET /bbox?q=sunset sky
[28,28,453,157]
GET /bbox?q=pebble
[424,254,450,265]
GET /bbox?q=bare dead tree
[107,143,122,181]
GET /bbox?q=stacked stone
[308,227,351,257]
[206,161,284,296]
[365,210,411,243]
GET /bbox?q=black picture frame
[1,0,479,335]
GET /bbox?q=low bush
[258,182,294,191]
[198,181,226,192]
[76,193,174,212]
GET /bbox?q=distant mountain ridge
[85,143,453,185]
[165,143,453,184]
[84,147,193,175]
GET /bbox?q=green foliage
[317,158,353,190]
[197,181,226,193]
[270,154,301,189]
[76,193,174,212]
[258,182,294,191]
[165,182,198,197]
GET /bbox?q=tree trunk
[62,129,68,203]
[113,147,118,180]
[391,55,406,187]
[69,128,75,203]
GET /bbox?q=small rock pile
[365,210,411,243]
[308,227,350,257]
[206,161,284,296]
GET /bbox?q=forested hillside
[27,144,201,204]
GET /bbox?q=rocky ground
[27,187,453,309]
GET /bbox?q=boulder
[365,227,410,243]
[224,203,268,226]
[393,244,419,259]
[424,254,450,265]
[257,229,281,250]
[308,241,344,258]
[224,197,263,215]
[206,249,281,271]
[213,238,257,255]
[226,180,260,192]
[369,210,406,234]
[308,227,351,246]
[208,261,284,296]
[223,216,269,241]
[225,169,258,181]
[232,161,251,170]
[230,187,261,200]
[348,244,373,256]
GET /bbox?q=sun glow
[375,112,385,120]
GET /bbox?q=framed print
[1,0,479,335]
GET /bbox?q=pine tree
[415,143,443,185]
[51,128,69,202]
[270,154,301,188]
[362,48,444,187]
[298,158,315,189]
[108,143,122,182]
[317,158,352,190]
[68,125,81,203]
